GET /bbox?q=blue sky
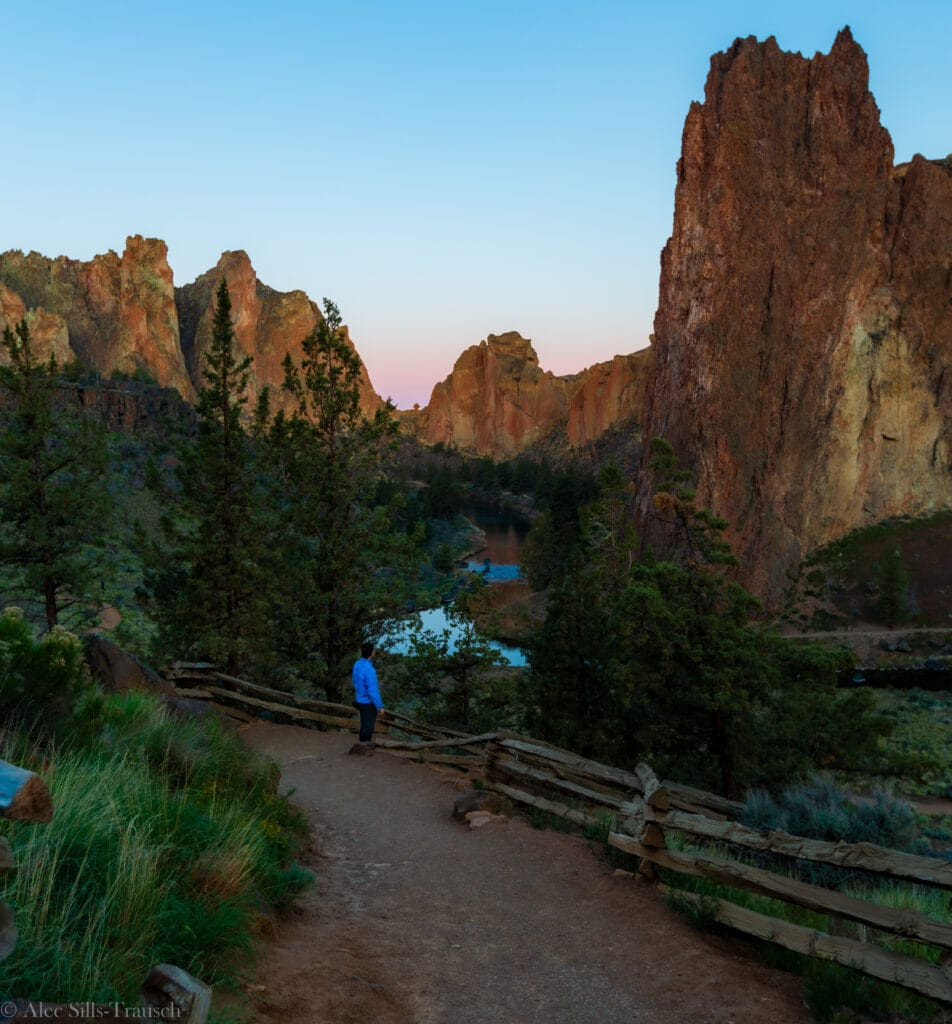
[3,1,950,407]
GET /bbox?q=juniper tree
[0,319,109,629]
[145,280,269,673]
[524,439,886,796]
[398,598,505,732]
[876,546,910,628]
[268,299,413,701]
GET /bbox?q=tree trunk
[44,578,58,629]
[712,709,734,798]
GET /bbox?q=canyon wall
[410,332,649,457]
[641,28,952,600]
[0,237,193,399]
[0,238,382,414]
[175,250,380,417]
[567,349,653,448]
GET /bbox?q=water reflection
[382,505,531,668]
[381,606,526,667]
[465,506,530,564]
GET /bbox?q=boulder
[84,634,174,696]
[452,788,499,820]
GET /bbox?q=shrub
[0,607,91,730]
[741,776,928,888]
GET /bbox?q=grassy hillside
[786,512,952,630]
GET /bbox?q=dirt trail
[243,723,813,1024]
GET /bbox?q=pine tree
[876,546,910,628]
[269,299,412,701]
[0,319,110,629]
[400,599,505,731]
[525,439,887,795]
[146,280,268,673]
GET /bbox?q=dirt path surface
[243,723,813,1024]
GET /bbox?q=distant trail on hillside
[787,628,952,638]
[242,724,811,1024]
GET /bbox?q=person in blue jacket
[352,641,384,743]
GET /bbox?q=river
[383,505,530,666]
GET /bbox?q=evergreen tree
[525,439,887,796]
[876,546,910,627]
[523,462,637,756]
[646,437,738,568]
[145,280,268,673]
[525,547,614,756]
[399,598,505,731]
[0,319,110,628]
[522,466,592,589]
[269,299,412,701]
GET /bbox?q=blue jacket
[352,657,383,709]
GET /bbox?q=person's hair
[361,641,374,658]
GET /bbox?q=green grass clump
[0,691,311,1002]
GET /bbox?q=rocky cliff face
[567,349,652,448]
[642,28,952,602]
[0,237,194,399]
[417,333,572,458]
[175,250,380,417]
[0,283,71,365]
[410,333,650,457]
[0,238,382,415]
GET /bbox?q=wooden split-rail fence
[168,662,952,1004]
[0,759,210,1023]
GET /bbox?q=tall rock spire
[641,28,952,602]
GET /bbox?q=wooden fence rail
[165,662,952,1005]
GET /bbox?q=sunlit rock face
[641,28,952,603]
[408,334,653,457]
[0,239,382,415]
[175,249,382,417]
[0,282,71,365]
[417,332,572,458]
[0,236,194,399]
[567,349,653,447]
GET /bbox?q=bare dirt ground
[781,625,952,666]
[242,723,813,1024]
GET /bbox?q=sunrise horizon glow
[4,1,950,409]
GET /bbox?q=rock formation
[567,349,653,448]
[416,332,571,458]
[0,283,71,365]
[642,28,952,602]
[409,333,650,457]
[0,237,194,399]
[0,238,382,415]
[175,250,380,417]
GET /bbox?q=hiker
[352,641,384,743]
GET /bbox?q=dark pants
[356,702,378,742]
